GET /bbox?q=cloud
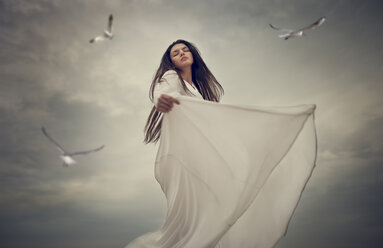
[0,0,383,247]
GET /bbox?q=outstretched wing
[90,35,106,43]
[279,33,292,39]
[107,14,113,33]
[41,126,66,153]
[269,24,293,33]
[299,16,326,31]
[70,145,105,156]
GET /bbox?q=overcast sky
[0,0,382,247]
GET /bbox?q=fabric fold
[125,96,317,248]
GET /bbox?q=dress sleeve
[153,70,182,107]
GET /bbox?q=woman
[125,40,317,248]
[144,39,224,144]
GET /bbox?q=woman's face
[170,43,194,70]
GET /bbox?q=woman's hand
[156,94,180,113]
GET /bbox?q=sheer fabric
[125,70,317,248]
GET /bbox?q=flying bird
[41,126,105,167]
[269,16,326,40]
[89,14,114,43]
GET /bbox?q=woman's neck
[180,67,193,84]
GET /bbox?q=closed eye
[171,46,189,57]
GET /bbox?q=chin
[182,61,193,66]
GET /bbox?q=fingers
[157,101,172,112]
[161,94,180,104]
[157,102,173,113]
[156,94,180,113]
[173,98,180,105]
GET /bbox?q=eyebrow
[171,46,188,54]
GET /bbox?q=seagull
[89,14,114,43]
[269,16,326,40]
[41,126,105,167]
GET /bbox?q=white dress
[125,70,317,248]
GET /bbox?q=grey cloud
[278,157,383,248]
[1,0,383,247]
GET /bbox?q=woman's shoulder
[154,70,182,96]
[162,70,178,78]
[159,70,179,84]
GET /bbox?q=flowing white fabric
[125,70,317,248]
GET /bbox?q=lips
[181,56,188,61]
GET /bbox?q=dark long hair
[144,39,224,144]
